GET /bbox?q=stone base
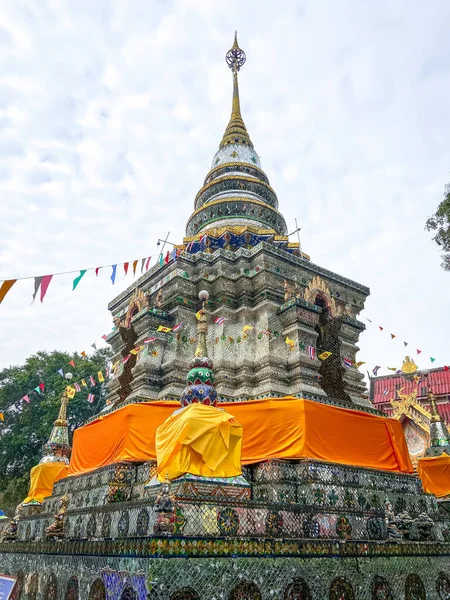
[145,473,251,500]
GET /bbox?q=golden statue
[45,494,69,539]
[0,503,23,541]
[401,356,418,374]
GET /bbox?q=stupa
[2,34,450,600]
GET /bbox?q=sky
[0,0,449,383]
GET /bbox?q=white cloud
[0,0,449,386]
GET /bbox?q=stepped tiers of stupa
[2,34,450,600]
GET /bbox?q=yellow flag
[98,371,105,382]
[285,336,295,349]
[318,351,332,360]
[195,310,203,321]
[242,325,253,333]
[66,386,76,399]
[81,379,87,387]
[0,412,4,422]
[157,325,172,333]
[387,367,397,372]
[355,361,366,368]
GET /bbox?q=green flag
[73,270,87,291]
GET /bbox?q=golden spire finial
[428,391,441,423]
[220,33,253,149]
[195,290,209,357]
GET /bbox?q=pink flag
[40,275,53,302]
[23,395,30,403]
[101,335,107,341]
[68,360,75,368]
[145,256,151,271]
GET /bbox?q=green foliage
[0,348,112,514]
[426,183,450,270]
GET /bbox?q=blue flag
[111,264,117,284]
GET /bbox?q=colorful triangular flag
[285,336,295,349]
[72,270,86,291]
[57,368,64,377]
[69,360,75,368]
[390,333,396,340]
[111,265,117,284]
[0,279,16,305]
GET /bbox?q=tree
[426,183,450,270]
[0,348,112,513]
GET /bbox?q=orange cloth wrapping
[155,404,243,481]
[417,454,450,497]
[23,462,69,504]
[68,397,413,476]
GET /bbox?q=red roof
[371,368,450,405]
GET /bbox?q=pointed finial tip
[226,32,246,71]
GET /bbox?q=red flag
[69,360,75,368]
[39,383,45,392]
[124,262,129,275]
[444,366,449,372]
[164,251,169,264]
[379,326,383,331]
[40,275,53,302]
[145,256,151,271]
[132,260,138,276]
[417,349,422,355]
[0,279,16,305]
[95,267,100,276]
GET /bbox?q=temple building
[370,365,450,465]
[2,34,450,600]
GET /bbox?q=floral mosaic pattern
[170,590,200,600]
[329,577,355,600]
[266,511,283,537]
[437,572,450,600]
[217,508,239,536]
[88,579,106,600]
[101,513,111,538]
[118,511,129,537]
[229,581,262,600]
[66,576,79,600]
[86,515,96,538]
[10,571,23,600]
[44,574,57,600]
[371,576,393,600]
[283,578,312,600]
[405,574,426,600]
[136,509,149,536]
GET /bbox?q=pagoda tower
[105,34,370,410]
[22,385,71,507]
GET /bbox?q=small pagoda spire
[40,375,73,465]
[179,291,217,408]
[220,32,254,149]
[195,290,210,358]
[425,391,450,457]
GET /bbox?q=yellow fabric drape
[23,462,69,504]
[68,397,413,476]
[417,454,450,497]
[155,404,243,481]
